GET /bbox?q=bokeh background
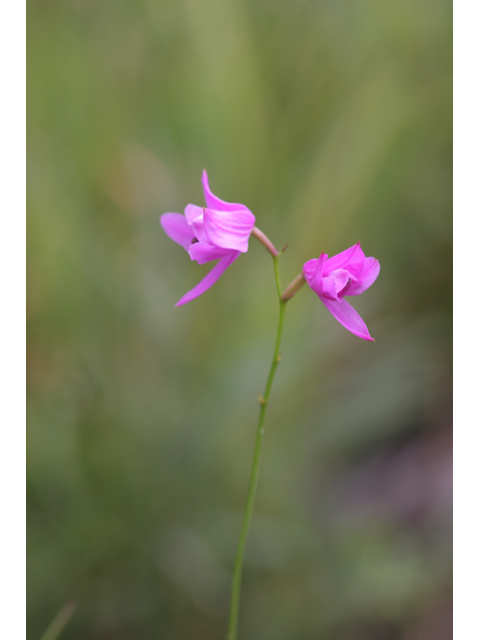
[27,0,452,638]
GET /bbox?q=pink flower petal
[175,251,240,307]
[160,213,194,251]
[202,170,251,213]
[184,204,208,243]
[321,268,350,300]
[320,296,374,341]
[188,242,232,265]
[347,258,380,296]
[324,243,365,278]
[303,253,327,295]
[203,207,255,252]
[184,204,203,226]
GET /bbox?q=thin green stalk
[226,255,287,640]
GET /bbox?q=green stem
[226,255,287,640]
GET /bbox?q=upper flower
[160,171,255,306]
[303,243,380,341]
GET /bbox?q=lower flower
[303,243,380,341]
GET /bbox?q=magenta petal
[320,296,374,341]
[160,213,193,251]
[202,170,251,213]
[184,204,203,226]
[303,253,327,295]
[175,251,240,307]
[203,207,255,252]
[348,258,380,296]
[188,241,232,265]
[324,243,365,278]
[184,204,208,243]
[321,268,350,300]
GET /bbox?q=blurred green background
[27,0,452,638]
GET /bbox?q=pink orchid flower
[303,243,380,341]
[160,171,256,306]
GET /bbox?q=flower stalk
[281,272,306,301]
[226,251,287,640]
[251,226,280,258]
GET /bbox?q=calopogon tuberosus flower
[303,243,380,341]
[160,171,256,306]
